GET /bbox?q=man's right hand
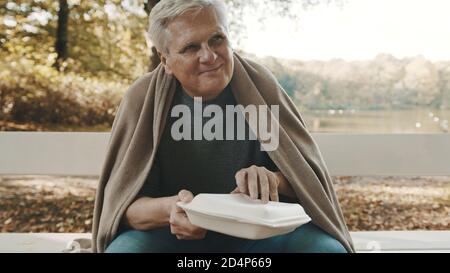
[169,189,207,240]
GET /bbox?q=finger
[185,225,207,240]
[175,228,190,238]
[171,223,188,238]
[175,216,205,239]
[176,189,194,213]
[231,187,240,194]
[178,189,194,203]
[170,209,188,227]
[235,169,248,194]
[248,166,258,200]
[170,214,193,238]
[177,232,205,240]
[185,223,204,237]
[192,228,207,240]
[258,168,270,204]
[268,172,280,202]
[172,226,191,239]
[169,211,180,226]
[178,212,193,228]
[170,222,178,235]
[175,211,201,236]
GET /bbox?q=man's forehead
[168,24,225,46]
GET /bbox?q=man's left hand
[232,165,280,203]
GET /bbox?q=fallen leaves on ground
[334,176,450,231]
[0,175,449,232]
[0,176,95,232]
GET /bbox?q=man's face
[159,7,234,100]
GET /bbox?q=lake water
[301,108,450,133]
[5,108,449,134]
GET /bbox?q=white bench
[1,132,450,253]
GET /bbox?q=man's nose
[199,44,217,64]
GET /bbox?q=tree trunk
[144,0,161,72]
[54,0,69,71]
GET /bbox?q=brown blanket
[91,52,355,252]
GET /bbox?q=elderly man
[92,0,354,253]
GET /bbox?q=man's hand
[169,189,207,240]
[232,165,280,203]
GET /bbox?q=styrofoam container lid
[178,193,311,227]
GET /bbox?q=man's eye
[184,45,199,53]
[211,35,225,44]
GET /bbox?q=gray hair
[148,0,229,53]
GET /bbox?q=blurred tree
[0,0,148,80]
[143,0,161,71]
[54,0,69,70]
[277,73,297,97]
[0,1,56,64]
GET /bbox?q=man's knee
[284,224,348,253]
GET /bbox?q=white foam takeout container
[177,193,311,240]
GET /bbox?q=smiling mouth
[200,64,223,74]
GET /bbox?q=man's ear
[158,51,173,75]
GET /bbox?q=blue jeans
[105,222,347,253]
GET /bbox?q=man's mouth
[200,64,223,74]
